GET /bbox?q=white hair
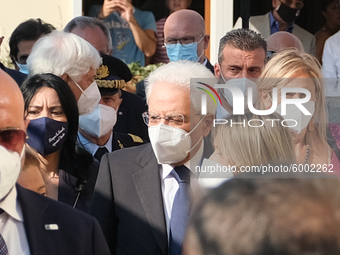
[27,30,102,82]
[145,60,217,114]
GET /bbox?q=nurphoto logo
[197,81,313,128]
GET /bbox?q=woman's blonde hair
[257,49,327,143]
[213,111,295,169]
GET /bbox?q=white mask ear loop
[197,50,205,62]
[74,80,85,93]
[184,115,206,138]
[196,36,205,62]
[220,69,227,84]
[185,135,203,154]
[183,115,206,153]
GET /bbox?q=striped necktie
[169,165,191,255]
[0,209,8,255]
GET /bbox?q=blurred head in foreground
[185,174,340,255]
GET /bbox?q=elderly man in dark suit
[90,60,216,255]
[0,69,110,255]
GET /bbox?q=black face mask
[276,1,301,23]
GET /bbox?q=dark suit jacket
[90,140,214,255]
[205,59,215,74]
[62,131,145,213]
[0,62,27,86]
[135,59,215,99]
[16,184,110,255]
[112,131,145,151]
[58,159,100,213]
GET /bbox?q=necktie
[94,147,109,161]
[0,234,8,255]
[0,210,8,255]
[169,165,191,255]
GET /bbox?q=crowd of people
[1,0,340,254]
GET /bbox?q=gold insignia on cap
[96,79,126,89]
[96,65,110,79]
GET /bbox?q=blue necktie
[169,165,191,255]
[0,234,8,255]
[0,209,8,255]
[94,147,109,161]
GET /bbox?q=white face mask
[220,76,258,108]
[79,104,117,138]
[148,117,205,164]
[75,80,101,116]
[0,146,21,200]
[276,101,315,134]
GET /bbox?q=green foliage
[127,62,165,82]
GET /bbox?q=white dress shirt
[0,186,30,255]
[322,31,340,97]
[78,132,113,155]
[160,139,204,240]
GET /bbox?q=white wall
[0,0,82,66]
[209,0,234,65]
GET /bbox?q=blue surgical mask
[16,62,29,75]
[166,36,204,62]
[26,117,69,156]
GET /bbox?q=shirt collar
[162,139,205,179]
[269,11,294,34]
[269,11,276,28]
[78,132,113,156]
[0,186,23,222]
[202,58,208,66]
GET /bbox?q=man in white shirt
[0,69,110,255]
[90,61,216,255]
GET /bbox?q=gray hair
[218,28,267,64]
[64,16,113,53]
[145,61,217,115]
[27,30,102,82]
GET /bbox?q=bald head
[0,70,26,153]
[165,9,205,35]
[266,31,304,53]
[164,10,209,63]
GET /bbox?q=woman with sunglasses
[21,73,97,212]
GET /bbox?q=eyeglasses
[142,112,186,126]
[0,128,27,152]
[164,35,204,48]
